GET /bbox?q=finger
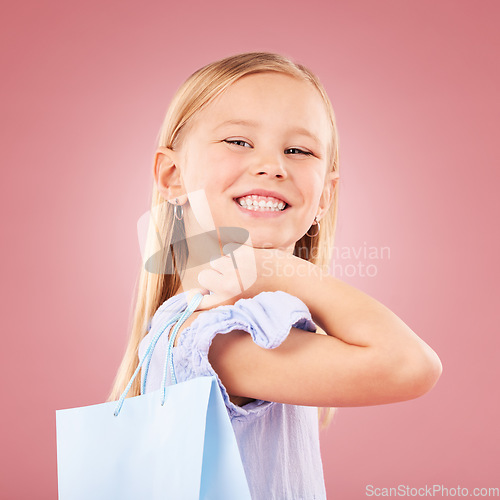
[197,269,215,291]
[197,269,231,296]
[197,269,241,308]
[197,293,234,311]
[209,255,231,273]
[189,290,220,313]
[222,243,257,293]
[186,287,210,302]
[196,294,217,311]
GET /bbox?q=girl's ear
[317,170,339,220]
[153,147,187,203]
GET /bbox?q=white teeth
[235,194,288,212]
[236,199,286,211]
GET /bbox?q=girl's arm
[196,248,442,407]
[280,253,442,403]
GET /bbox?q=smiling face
[174,71,337,251]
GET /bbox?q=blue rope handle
[113,312,183,417]
[113,292,204,417]
[160,292,204,405]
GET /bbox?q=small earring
[173,198,184,221]
[306,217,320,238]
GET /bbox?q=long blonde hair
[109,52,340,430]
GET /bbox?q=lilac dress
[139,291,328,500]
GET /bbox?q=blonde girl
[110,52,442,499]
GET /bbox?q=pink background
[1,0,498,498]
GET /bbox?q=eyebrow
[214,119,322,146]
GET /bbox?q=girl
[109,52,442,499]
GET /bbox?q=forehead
[188,72,331,144]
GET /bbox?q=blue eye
[286,148,313,156]
[224,139,252,148]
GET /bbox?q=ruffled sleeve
[178,291,317,422]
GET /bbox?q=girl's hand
[192,244,295,311]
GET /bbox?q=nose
[250,151,288,179]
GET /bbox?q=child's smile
[175,72,336,250]
[234,190,289,216]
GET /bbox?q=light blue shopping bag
[56,293,251,500]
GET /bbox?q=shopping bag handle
[113,292,203,417]
[159,291,203,404]
[141,291,204,398]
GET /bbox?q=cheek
[181,155,214,192]
[191,149,243,185]
[208,152,247,191]
[297,170,325,201]
[184,152,239,215]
